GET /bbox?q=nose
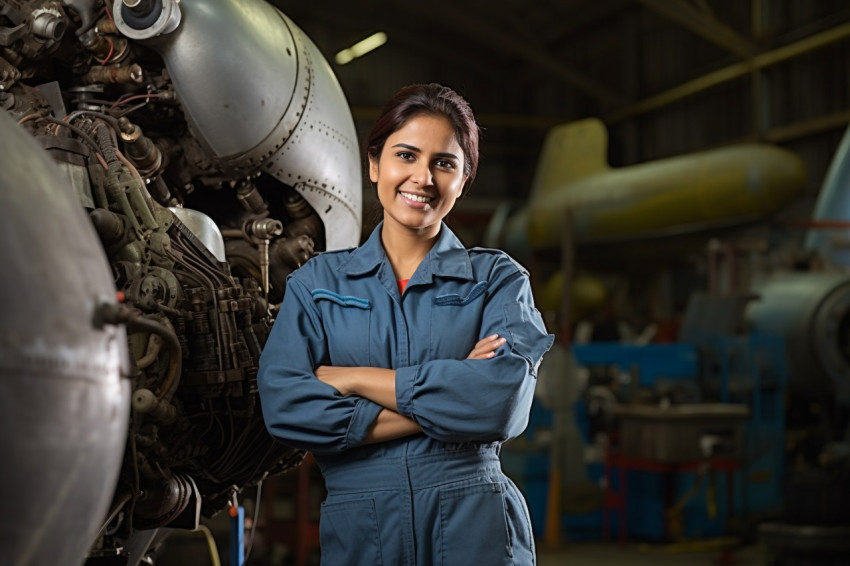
[410,161,433,186]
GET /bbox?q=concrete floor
[537,541,765,566]
[159,535,769,565]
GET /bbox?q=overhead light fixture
[335,32,387,65]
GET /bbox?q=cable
[93,492,132,541]
[95,151,109,170]
[111,93,159,109]
[16,113,40,125]
[38,115,102,156]
[127,433,140,534]
[95,36,115,65]
[65,110,121,133]
[194,524,223,566]
[242,477,265,565]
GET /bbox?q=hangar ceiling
[277,1,850,212]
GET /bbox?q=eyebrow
[391,143,460,161]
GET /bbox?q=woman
[258,83,553,565]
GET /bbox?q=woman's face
[370,113,468,238]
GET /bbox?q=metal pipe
[604,21,850,124]
[89,208,126,246]
[115,311,182,401]
[132,388,178,425]
[639,0,757,59]
[763,109,850,144]
[135,333,162,369]
[115,149,159,230]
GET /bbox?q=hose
[135,332,162,369]
[126,315,182,401]
[194,524,223,566]
[97,304,182,401]
[94,120,121,174]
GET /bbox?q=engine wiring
[0,1,347,562]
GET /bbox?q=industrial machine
[747,122,850,560]
[505,116,850,554]
[0,1,362,564]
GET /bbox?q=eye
[435,159,456,170]
[396,151,415,161]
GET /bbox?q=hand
[315,365,354,396]
[467,334,507,359]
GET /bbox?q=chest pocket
[312,289,371,367]
[429,281,488,360]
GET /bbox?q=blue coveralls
[258,222,554,565]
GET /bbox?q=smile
[399,191,432,203]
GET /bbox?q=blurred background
[246,2,850,565]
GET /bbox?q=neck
[380,218,440,280]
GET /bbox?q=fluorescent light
[335,32,387,65]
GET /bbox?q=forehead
[385,114,462,152]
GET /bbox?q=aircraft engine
[0,107,130,566]
[0,0,362,563]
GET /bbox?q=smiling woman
[370,113,467,269]
[258,83,553,565]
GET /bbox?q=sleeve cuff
[343,398,384,449]
[395,365,418,418]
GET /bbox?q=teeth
[401,192,431,203]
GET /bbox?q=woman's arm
[258,276,384,454]
[392,266,554,443]
[315,334,508,410]
[364,409,422,443]
[315,366,398,409]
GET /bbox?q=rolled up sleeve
[395,268,554,443]
[258,277,382,454]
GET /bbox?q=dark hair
[366,83,480,197]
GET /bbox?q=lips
[399,191,432,204]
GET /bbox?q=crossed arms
[315,334,507,443]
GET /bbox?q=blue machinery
[508,334,787,541]
[229,504,244,565]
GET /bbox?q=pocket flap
[433,281,488,306]
[311,289,371,309]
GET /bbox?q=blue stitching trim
[311,289,372,309]
[433,281,488,306]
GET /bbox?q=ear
[369,155,379,184]
[458,175,469,196]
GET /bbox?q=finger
[467,346,488,359]
[472,335,500,350]
[467,336,507,359]
[471,339,494,353]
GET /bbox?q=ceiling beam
[394,0,630,108]
[604,20,850,123]
[638,0,759,59]
[542,0,633,46]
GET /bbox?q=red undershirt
[397,279,410,294]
